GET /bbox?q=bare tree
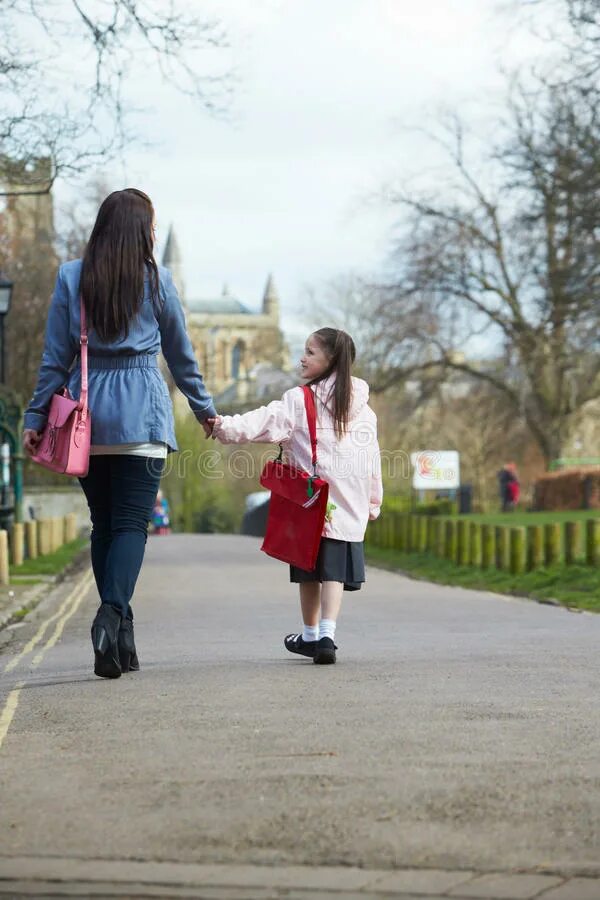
[518,0,600,84]
[0,194,57,403]
[0,1,231,195]
[54,176,117,261]
[374,78,600,466]
[305,274,395,384]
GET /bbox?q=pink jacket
[213,375,383,542]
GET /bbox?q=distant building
[161,225,294,412]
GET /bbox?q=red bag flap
[260,460,328,508]
[47,392,79,428]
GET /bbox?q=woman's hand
[23,429,42,457]
[204,416,222,439]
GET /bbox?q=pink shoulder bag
[31,298,91,477]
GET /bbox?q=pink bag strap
[79,296,88,413]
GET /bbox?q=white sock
[302,624,319,642]
[319,618,336,641]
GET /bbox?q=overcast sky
[56,0,553,349]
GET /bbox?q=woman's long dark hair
[80,188,160,342]
[309,328,356,438]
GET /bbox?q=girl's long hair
[80,188,160,342]
[309,328,356,438]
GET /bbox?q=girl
[23,189,216,679]
[209,328,382,665]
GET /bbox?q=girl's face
[300,334,331,380]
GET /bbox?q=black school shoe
[313,637,337,665]
[284,633,317,658]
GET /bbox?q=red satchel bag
[259,385,329,570]
[31,298,91,477]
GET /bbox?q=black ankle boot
[118,618,140,673]
[91,604,122,679]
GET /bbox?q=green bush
[190,483,240,534]
[381,494,411,513]
[161,412,248,534]
[414,499,455,516]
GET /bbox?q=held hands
[23,428,42,457]
[202,416,223,439]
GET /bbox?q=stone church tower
[161,226,292,412]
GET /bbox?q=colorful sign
[410,450,460,490]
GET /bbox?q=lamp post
[0,273,13,384]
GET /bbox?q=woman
[22,188,216,679]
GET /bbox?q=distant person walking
[497,462,520,512]
[23,189,216,679]
[151,489,171,535]
[505,462,520,509]
[209,328,383,665]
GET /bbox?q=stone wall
[23,488,89,530]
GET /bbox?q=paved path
[0,534,599,899]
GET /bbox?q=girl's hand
[23,428,43,457]
[204,416,223,439]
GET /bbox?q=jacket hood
[312,374,370,421]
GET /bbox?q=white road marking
[0,682,24,751]
[0,567,94,752]
[4,568,93,674]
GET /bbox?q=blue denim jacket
[23,259,216,452]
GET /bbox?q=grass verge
[11,537,89,577]
[366,545,600,613]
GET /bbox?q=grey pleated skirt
[289,538,365,591]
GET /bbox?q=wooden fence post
[65,513,78,543]
[410,515,420,552]
[435,519,445,557]
[564,521,580,565]
[469,523,482,567]
[526,525,543,571]
[37,519,52,556]
[396,511,405,550]
[510,527,526,574]
[444,520,456,562]
[544,523,561,567]
[10,523,24,567]
[426,517,436,553]
[401,515,409,551]
[0,530,9,585]
[397,514,407,552]
[586,520,600,566]
[25,520,38,560]
[418,516,428,553]
[495,526,509,570]
[457,520,469,566]
[481,524,495,569]
[384,514,393,549]
[53,517,64,551]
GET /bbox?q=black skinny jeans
[79,455,165,619]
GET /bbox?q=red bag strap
[79,296,89,413]
[302,385,318,469]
